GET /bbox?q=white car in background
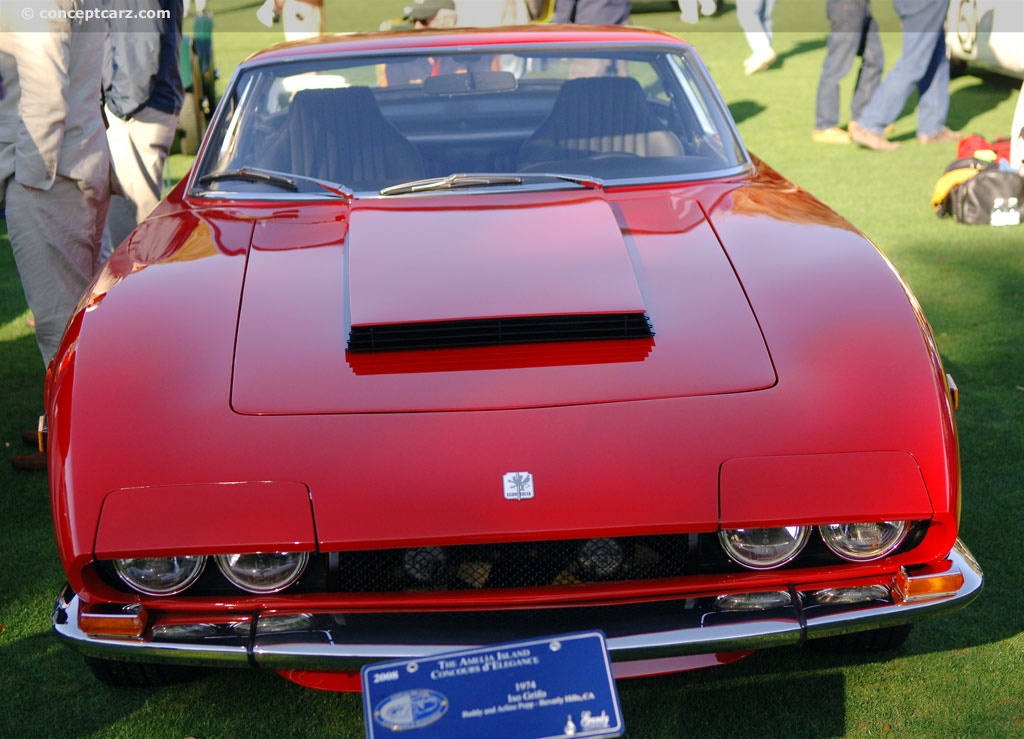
[947,0,1024,79]
[947,0,1024,168]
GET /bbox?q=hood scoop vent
[347,312,654,353]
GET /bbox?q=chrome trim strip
[52,540,983,674]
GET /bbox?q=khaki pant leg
[105,106,178,251]
[7,177,108,365]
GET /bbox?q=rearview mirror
[422,70,518,95]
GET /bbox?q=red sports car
[48,26,982,692]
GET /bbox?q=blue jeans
[815,0,884,130]
[856,0,951,136]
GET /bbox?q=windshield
[192,43,748,197]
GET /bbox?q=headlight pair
[719,521,908,570]
[114,552,309,596]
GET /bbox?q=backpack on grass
[932,157,1024,226]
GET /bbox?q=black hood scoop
[347,312,654,353]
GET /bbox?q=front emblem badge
[503,472,534,500]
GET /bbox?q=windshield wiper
[380,171,604,196]
[534,172,605,190]
[380,173,523,196]
[197,167,352,199]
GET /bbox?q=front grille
[346,313,654,353]
[332,535,690,592]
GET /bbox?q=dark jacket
[103,0,183,119]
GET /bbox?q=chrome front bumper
[53,540,983,676]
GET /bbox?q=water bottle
[990,197,1021,226]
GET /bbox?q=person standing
[102,0,184,256]
[737,0,776,75]
[553,0,631,26]
[850,0,957,151]
[813,0,884,144]
[1,0,112,470]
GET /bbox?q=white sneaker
[744,50,776,75]
[699,0,718,15]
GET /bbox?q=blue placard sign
[361,631,623,738]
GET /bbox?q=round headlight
[215,552,309,594]
[719,526,810,570]
[114,556,206,596]
[819,521,908,562]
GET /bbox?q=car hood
[54,174,958,563]
[231,190,775,414]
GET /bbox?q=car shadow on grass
[729,99,767,125]
[947,73,1019,135]
[620,659,848,737]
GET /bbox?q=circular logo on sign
[374,689,449,732]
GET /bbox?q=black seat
[268,87,425,188]
[517,77,685,169]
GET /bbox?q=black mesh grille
[329,536,689,592]
[347,313,654,353]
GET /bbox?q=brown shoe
[918,127,960,145]
[849,121,899,151]
[11,451,47,471]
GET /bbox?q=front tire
[807,624,913,654]
[84,656,205,687]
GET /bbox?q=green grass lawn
[2,1,1023,736]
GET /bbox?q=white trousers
[736,0,775,57]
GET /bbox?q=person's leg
[915,31,951,138]
[849,8,883,122]
[104,106,177,255]
[816,0,864,131]
[8,177,107,364]
[855,32,933,132]
[855,0,947,134]
[761,0,776,46]
[123,108,177,226]
[736,0,772,57]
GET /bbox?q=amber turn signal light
[78,604,147,638]
[892,566,964,604]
